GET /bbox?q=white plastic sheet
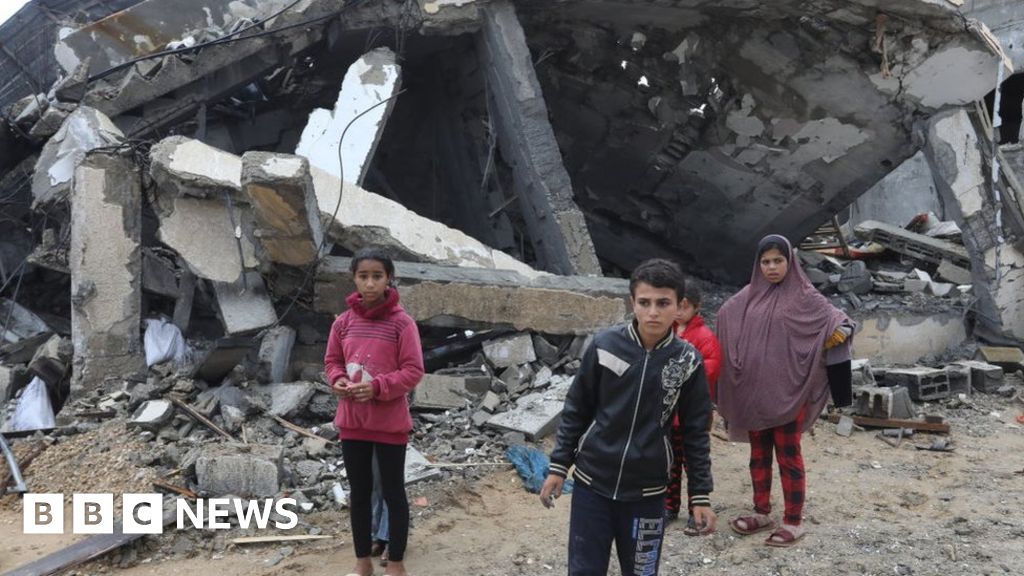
[144,318,191,367]
[9,377,56,431]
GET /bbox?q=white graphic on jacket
[346,361,374,384]
[660,348,700,426]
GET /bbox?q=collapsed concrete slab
[854,220,971,268]
[241,152,324,267]
[149,136,242,198]
[296,47,401,187]
[32,107,124,208]
[849,152,942,228]
[477,1,599,276]
[69,151,144,393]
[923,109,1024,341]
[405,445,442,485]
[310,166,542,276]
[0,299,50,346]
[314,257,629,334]
[266,382,316,418]
[212,272,278,335]
[483,334,536,368]
[129,399,174,432]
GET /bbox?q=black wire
[275,87,407,324]
[0,257,27,346]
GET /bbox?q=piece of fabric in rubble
[144,317,191,367]
[8,377,56,432]
[505,444,573,495]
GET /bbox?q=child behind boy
[667,283,722,534]
[540,258,716,575]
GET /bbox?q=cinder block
[884,367,950,402]
[951,360,1004,393]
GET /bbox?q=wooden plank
[268,414,335,444]
[152,479,198,499]
[170,397,234,441]
[827,413,949,434]
[1,509,176,576]
[231,535,334,545]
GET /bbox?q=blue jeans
[568,483,666,576]
[371,453,389,543]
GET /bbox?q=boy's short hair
[684,282,702,308]
[629,259,686,302]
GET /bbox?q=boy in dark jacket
[540,259,716,576]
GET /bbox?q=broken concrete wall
[516,0,1001,279]
[849,152,944,228]
[477,1,601,276]
[924,108,1024,341]
[964,1,1024,75]
[69,151,144,393]
[296,47,402,187]
[314,257,629,334]
[852,312,968,365]
[32,107,124,208]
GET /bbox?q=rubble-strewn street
[2,0,1024,575]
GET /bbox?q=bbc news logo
[24,494,299,534]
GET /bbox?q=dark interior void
[985,73,1024,144]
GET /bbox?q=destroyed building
[1,0,1024,572]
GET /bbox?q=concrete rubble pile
[1,0,1024,564]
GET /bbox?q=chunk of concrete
[129,399,174,432]
[69,151,144,393]
[477,1,599,275]
[532,334,561,365]
[211,272,278,335]
[55,58,91,103]
[266,382,316,418]
[951,360,1004,393]
[480,390,501,413]
[241,152,324,266]
[483,334,536,368]
[854,220,970,267]
[974,346,1024,372]
[315,257,627,335]
[937,259,972,286]
[257,326,296,384]
[835,415,854,437]
[28,104,74,140]
[943,364,971,395]
[195,444,283,497]
[149,136,242,199]
[28,334,71,388]
[155,194,259,284]
[412,374,471,410]
[296,47,401,187]
[11,94,46,127]
[850,358,875,388]
[838,261,872,295]
[32,107,124,208]
[485,375,572,440]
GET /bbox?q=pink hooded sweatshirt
[324,289,424,445]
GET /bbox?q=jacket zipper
[577,421,597,453]
[613,351,649,499]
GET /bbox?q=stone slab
[412,374,471,411]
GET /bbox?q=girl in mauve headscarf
[715,234,853,547]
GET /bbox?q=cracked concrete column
[924,109,1024,342]
[477,0,600,276]
[241,152,324,267]
[69,151,144,393]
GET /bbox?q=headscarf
[716,234,849,439]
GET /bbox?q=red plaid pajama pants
[747,407,806,526]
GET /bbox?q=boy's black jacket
[549,322,713,505]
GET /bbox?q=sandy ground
[2,396,1023,576]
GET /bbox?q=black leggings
[342,440,409,561]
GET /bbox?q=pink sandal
[764,526,805,547]
[729,514,775,536]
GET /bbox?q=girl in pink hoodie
[324,247,423,576]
